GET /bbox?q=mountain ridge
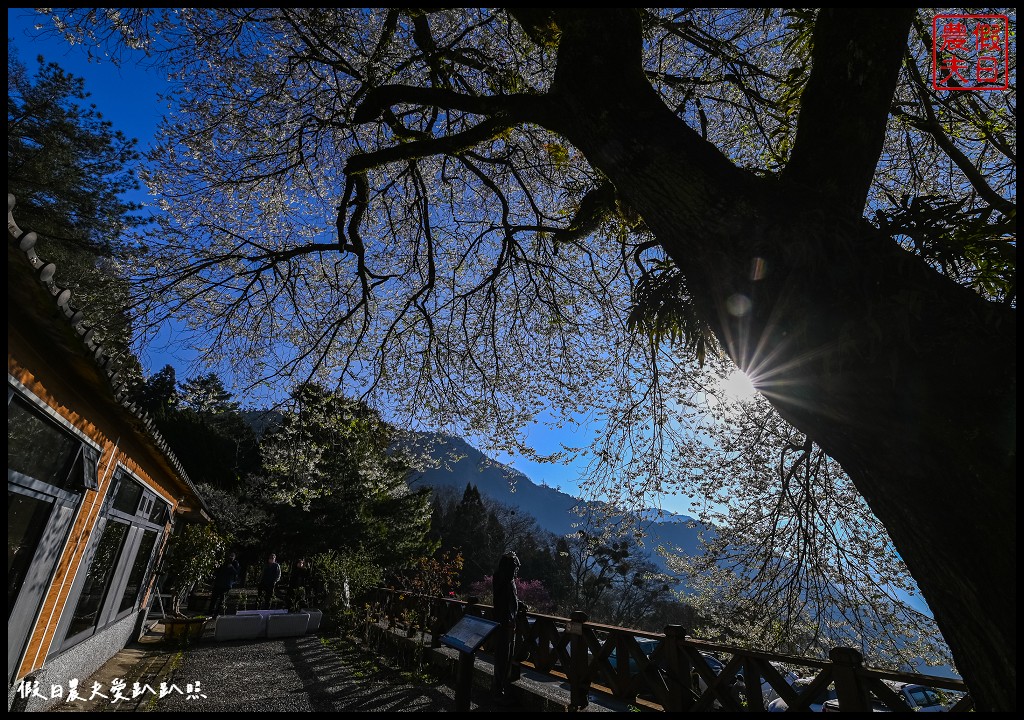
[399,430,710,582]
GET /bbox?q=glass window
[8,395,82,490]
[118,530,158,614]
[908,686,942,707]
[62,521,128,642]
[111,478,143,515]
[148,499,169,526]
[60,472,171,647]
[7,491,54,619]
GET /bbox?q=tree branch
[552,182,617,246]
[352,83,548,125]
[781,8,916,217]
[898,55,1016,218]
[506,8,561,47]
[345,116,517,175]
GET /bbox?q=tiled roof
[8,192,208,517]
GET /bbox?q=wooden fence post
[453,596,483,712]
[568,611,590,711]
[830,646,872,712]
[430,596,443,648]
[661,624,696,712]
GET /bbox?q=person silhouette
[209,552,239,617]
[491,552,520,702]
[257,553,281,609]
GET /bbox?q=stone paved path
[47,621,534,713]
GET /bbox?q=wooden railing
[371,588,973,712]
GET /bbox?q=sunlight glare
[720,368,757,402]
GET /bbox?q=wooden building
[7,194,210,711]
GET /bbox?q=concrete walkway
[46,619,626,713]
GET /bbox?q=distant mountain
[398,431,711,583]
[240,408,284,438]
[398,432,936,621]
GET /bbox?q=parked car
[822,698,893,712]
[695,653,745,709]
[821,681,948,712]
[767,677,838,712]
[607,637,660,673]
[894,682,948,711]
[691,653,726,688]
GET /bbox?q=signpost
[440,615,500,711]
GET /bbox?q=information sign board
[439,615,500,654]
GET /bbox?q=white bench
[213,609,321,640]
[267,612,309,638]
[304,609,323,633]
[213,613,264,641]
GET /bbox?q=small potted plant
[159,523,224,643]
[163,614,209,643]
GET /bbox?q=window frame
[53,468,170,652]
[7,382,98,684]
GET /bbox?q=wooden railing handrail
[372,587,972,712]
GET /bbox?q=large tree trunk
[542,10,1015,712]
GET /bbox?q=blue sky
[7,7,609,505]
[7,9,211,382]
[8,9,168,177]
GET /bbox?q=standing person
[209,552,240,617]
[257,553,282,609]
[491,552,520,703]
[289,557,312,609]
